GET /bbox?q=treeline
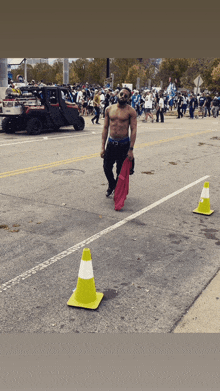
[11,58,220,93]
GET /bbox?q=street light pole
[0,58,8,100]
[24,58,27,85]
[63,58,69,85]
[106,58,110,78]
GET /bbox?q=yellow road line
[135,129,213,149]
[0,153,99,179]
[0,130,214,179]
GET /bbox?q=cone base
[67,291,104,309]
[193,208,214,215]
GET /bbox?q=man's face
[118,89,130,105]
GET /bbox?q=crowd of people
[67,84,220,123]
[9,79,220,123]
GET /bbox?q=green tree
[154,58,189,89]
[86,58,106,85]
[212,63,220,81]
[71,58,91,84]
[32,63,54,84]
[51,59,63,85]
[125,63,147,89]
[177,57,220,94]
[110,58,138,87]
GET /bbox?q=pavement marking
[0,175,209,293]
[135,129,214,149]
[0,130,215,179]
[0,153,99,179]
[0,132,93,147]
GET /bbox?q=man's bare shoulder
[128,104,137,116]
[107,104,117,111]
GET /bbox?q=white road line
[0,131,95,147]
[0,175,209,293]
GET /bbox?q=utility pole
[0,58,8,128]
[0,58,8,99]
[63,58,69,85]
[24,58,27,85]
[106,58,110,78]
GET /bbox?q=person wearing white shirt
[143,92,154,123]
[156,92,164,123]
[76,89,83,103]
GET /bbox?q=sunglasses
[119,92,129,99]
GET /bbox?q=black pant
[156,109,164,122]
[92,106,100,123]
[204,106,211,117]
[177,106,183,118]
[103,141,130,189]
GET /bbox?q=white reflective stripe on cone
[200,188,209,199]
[78,260,94,279]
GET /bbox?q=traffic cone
[193,182,214,215]
[67,248,104,309]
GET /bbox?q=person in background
[182,94,188,115]
[198,92,206,118]
[87,97,93,115]
[131,91,138,112]
[156,92,164,123]
[204,93,212,117]
[211,94,220,118]
[189,94,197,119]
[168,95,174,111]
[143,91,154,123]
[176,92,183,119]
[136,90,141,117]
[103,89,110,118]
[91,90,101,124]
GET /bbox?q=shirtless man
[100,87,137,197]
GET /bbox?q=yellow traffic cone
[67,248,104,309]
[193,182,214,215]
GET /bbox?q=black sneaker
[106,187,115,197]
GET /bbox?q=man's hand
[100,148,105,158]
[127,149,134,161]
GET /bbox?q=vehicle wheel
[26,118,43,135]
[2,118,16,134]
[74,116,85,131]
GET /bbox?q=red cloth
[114,157,132,211]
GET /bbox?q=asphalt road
[0,113,220,333]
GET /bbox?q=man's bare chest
[109,107,130,122]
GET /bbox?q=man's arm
[100,107,110,158]
[128,107,137,161]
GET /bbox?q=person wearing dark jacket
[177,92,183,118]
[204,94,212,117]
[189,94,197,119]
[103,89,110,118]
[211,95,219,118]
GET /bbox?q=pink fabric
[114,158,132,211]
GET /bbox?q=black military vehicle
[0,86,85,135]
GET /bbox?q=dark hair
[122,87,132,97]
